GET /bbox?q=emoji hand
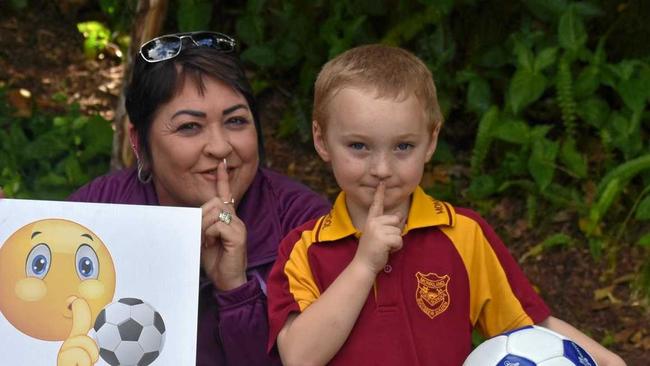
[57,297,99,366]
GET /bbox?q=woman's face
[147,76,259,207]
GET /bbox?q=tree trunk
[110,0,168,171]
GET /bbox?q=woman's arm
[215,278,281,365]
[539,316,626,366]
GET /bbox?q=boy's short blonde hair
[313,44,443,131]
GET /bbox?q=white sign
[0,199,201,365]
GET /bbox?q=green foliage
[9,0,28,10]
[76,1,137,60]
[11,0,649,304]
[0,85,112,200]
[77,21,112,59]
[177,0,213,32]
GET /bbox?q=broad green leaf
[617,77,647,113]
[246,0,266,13]
[577,97,609,129]
[521,0,568,22]
[560,138,587,178]
[467,77,492,114]
[534,47,558,72]
[501,152,530,177]
[558,7,587,52]
[467,174,497,199]
[492,119,530,144]
[276,40,302,68]
[513,40,535,71]
[10,0,28,9]
[62,155,87,186]
[78,116,112,161]
[528,138,559,190]
[235,15,265,45]
[508,69,547,115]
[529,125,553,140]
[574,65,600,98]
[240,45,277,68]
[177,1,212,33]
[431,139,454,163]
[573,2,604,17]
[635,195,650,220]
[638,233,650,247]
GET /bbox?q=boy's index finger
[367,181,385,219]
[217,158,232,202]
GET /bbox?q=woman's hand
[200,160,248,291]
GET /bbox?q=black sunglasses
[139,31,237,63]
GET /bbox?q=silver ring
[217,210,232,225]
[223,198,235,205]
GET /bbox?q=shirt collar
[315,186,455,243]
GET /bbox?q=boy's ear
[312,120,331,162]
[425,123,441,161]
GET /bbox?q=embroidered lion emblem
[415,272,450,319]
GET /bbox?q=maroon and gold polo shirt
[267,187,550,365]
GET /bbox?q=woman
[68,31,331,365]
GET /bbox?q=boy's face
[313,87,439,219]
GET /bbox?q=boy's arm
[277,259,376,366]
[539,316,626,366]
[277,182,403,366]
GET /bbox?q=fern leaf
[470,106,499,177]
[556,54,577,138]
[596,154,650,197]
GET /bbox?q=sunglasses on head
[139,31,237,63]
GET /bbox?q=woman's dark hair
[125,46,263,164]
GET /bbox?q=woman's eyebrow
[223,104,249,116]
[171,109,206,119]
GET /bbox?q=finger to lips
[217,158,233,204]
[68,296,92,338]
[368,181,385,220]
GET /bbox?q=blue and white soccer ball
[463,325,598,366]
[93,298,166,366]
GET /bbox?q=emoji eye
[75,244,99,280]
[26,244,51,279]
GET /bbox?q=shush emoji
[0,218,116,365]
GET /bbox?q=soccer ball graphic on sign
[93,298,166,366]
[463,325,598,366]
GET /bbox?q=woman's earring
[137,158,152,184]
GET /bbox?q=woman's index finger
[217,158,232,201]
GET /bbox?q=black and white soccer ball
[463,325,597,366]
[93,298,166,366]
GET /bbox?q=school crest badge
[415,272,450,319]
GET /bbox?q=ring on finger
[217,210,233,225]
[223,197,235,205]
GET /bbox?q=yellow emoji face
[0,219,116,341]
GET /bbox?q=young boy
[266,45,625,365]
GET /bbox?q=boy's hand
[353,182,403,275]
